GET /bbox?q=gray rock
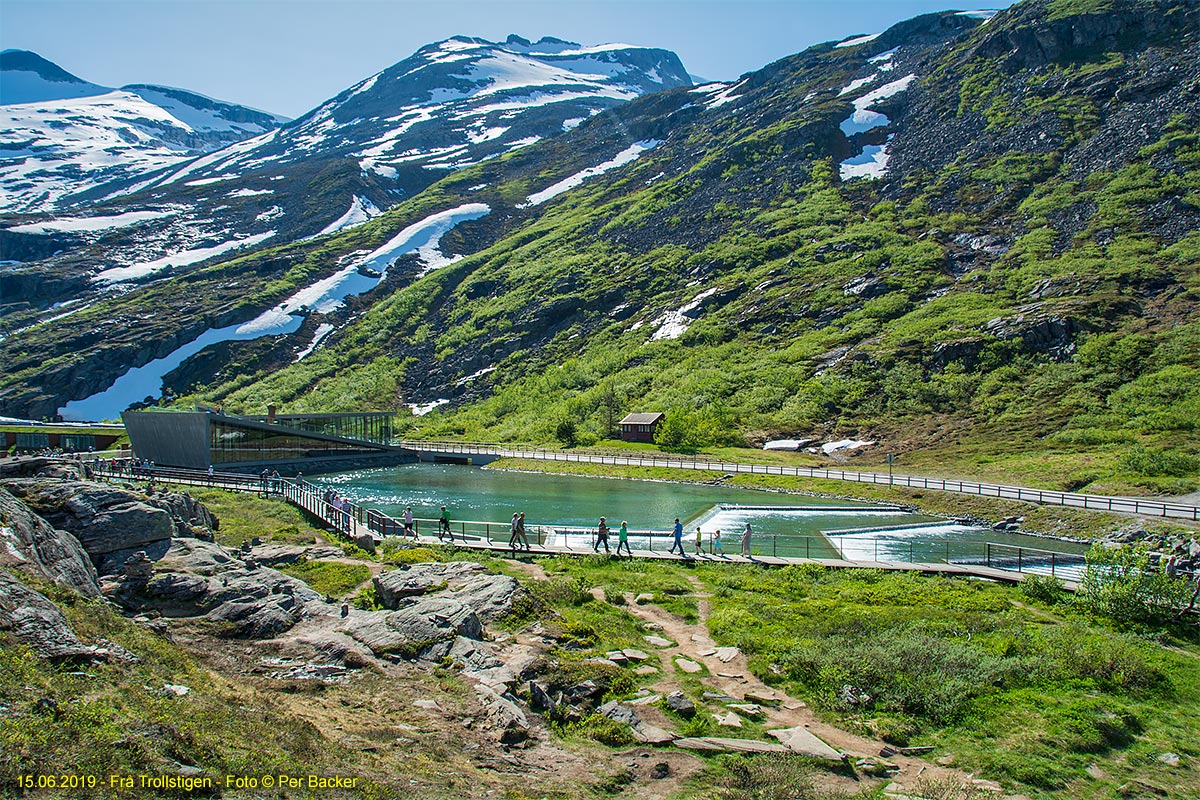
[0,568,95,660]
[342,597,481,656]
[605,650,630,664]
[714,711,742,728]
[674,657,702,673]
[664,691,696,718]
[3,481,180,568]
[0,486,99,596]
[767,726,844,761]
[475,684,529,743]
[529,680,556,712]
[597,700,677,745]
[251,544,343,566]
[621,648,650,661]
[564,680,602,704]
[205,597,299,639]
[643,635,672,647]
[451,574,523,622]
[373,562,486,608]
[674,737,790,754]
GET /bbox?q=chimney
[267,405,277,423]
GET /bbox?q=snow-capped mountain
[0,50,289,213]
[141,35,690,191]
[0,35,689,319]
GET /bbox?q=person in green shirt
[616,520,632,556]
[695,526,703,554]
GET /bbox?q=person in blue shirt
[668,517,685,555]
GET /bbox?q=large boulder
[341,597,482,657]
[373,562,486,607]
[0,568,94,660]
[373,562,523,623]
[0,487,99,596]
[1,479,217,573]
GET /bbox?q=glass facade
[243,413,398,446]
[62,434,97,451]
[209,420,381,464]
[15,433,50,448]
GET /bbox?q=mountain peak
[0,49,111,104]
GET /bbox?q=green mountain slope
[4,0,1198,495]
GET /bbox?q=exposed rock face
[0,486,99,596]
[0,567,94,660]
[0,479,217,574]
[103,537,325,640]
[341,596,482,656]
[373,562,523,623]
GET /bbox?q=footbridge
[84,460,1084,590]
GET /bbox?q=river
[317,463,1088,575]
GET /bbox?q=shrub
[1021,574,1067,605]
[1076,543,1197,626]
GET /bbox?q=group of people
[593,517,754,558]
[320,487,354,531]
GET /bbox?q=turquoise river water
[317,464,1088,573]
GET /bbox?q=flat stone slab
[715,712,743,728]
[767,726,843,761]
[605,650,629,663]
[628,693,662,706]
[674,657,703,674]
[634,665,659,676]
[622,648,650,661]
[696,647,717,657]
[744,688,782,705]
[675,737,790,754]
[643,635,672,648]
[714,646,741,663]
[727,703,764,717]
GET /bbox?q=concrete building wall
[122,411,211,468]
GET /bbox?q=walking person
[207,464,214,485]
[616,520,632,557]
[509,512,521,553]
[517,512,530,551]
[695,526,703,555]
[713,528,724,556]
[403,506,415,539]
[594,516,610,554]
[438,506,452,542]
[668,517,685,556]
[741,522,752,557]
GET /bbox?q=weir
[82,460,1084,588]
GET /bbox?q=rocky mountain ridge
[0,1,1198,496]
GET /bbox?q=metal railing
[83,459,1087,580]
[400,441,1200,521]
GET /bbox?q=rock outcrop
[373,562,524,623]
[1,479,215,574]
[0,486,99,596]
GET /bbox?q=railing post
[986,543,991,568]
[1051,552,1056,576]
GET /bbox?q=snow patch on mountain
[227,187,273,197]
[835,33,881,48]
[295,323,335,361]
[650,287,718,341]
[92,230,276,284]
[840,141,892,180]
[520,139,660,207]
[839,73,915,136]
[5,210,172,234]
[316,195,384,237]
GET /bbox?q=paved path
[402,441,1200,522]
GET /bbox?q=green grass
[277,559,371,598]
[695,563,1200,798]
[182,486,334,548]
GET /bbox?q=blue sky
[2,0,1017,118]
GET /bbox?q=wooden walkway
[84,461,1079,591]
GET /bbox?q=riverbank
[485,458,1200,543]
